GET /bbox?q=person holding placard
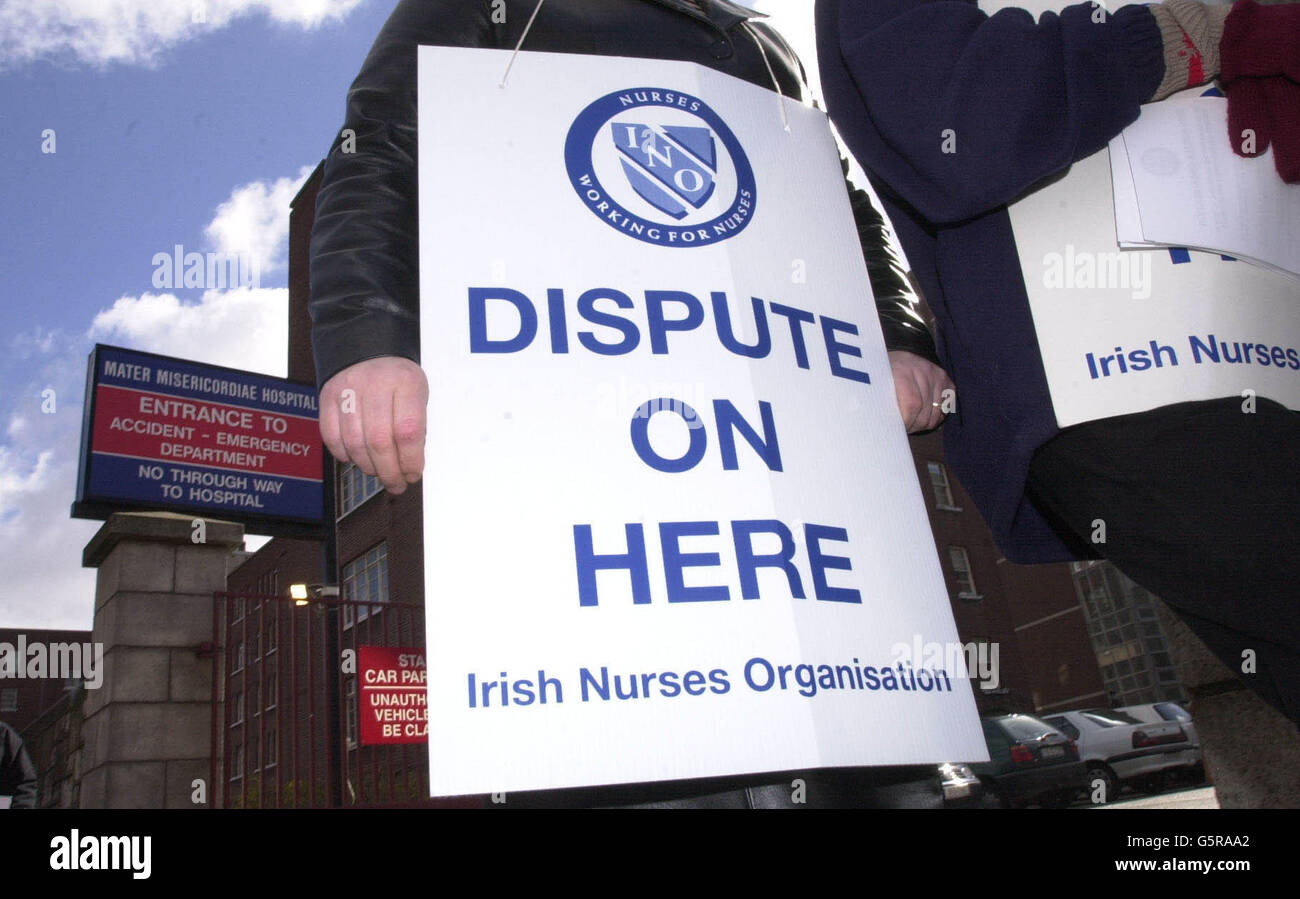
[817,0,1300,723]
[311,0,961,807]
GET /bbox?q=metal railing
[209,591,434,808]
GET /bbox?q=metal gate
[210,590,449,808]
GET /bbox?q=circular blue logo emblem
[564,87,756,247]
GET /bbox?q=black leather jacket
[0,722,37,808]
[308,0,939,388]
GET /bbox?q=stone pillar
[1153,600,1300,808]
[79,512,245,809]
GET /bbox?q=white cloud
[0,447,53,513]
[0,453,102,629]
[14,326,59,356]
[91,164,309,374]
[0,0,365,70]
[90,288,289,377]
[0,329,101,628]
[0,168,308,627]
[206,166,315,277]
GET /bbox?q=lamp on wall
[289,583,340,606]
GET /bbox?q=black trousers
[1026,397,1300,723]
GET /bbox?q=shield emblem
[610,122,718,219]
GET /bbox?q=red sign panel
[359,646,428,745]
[74,344,324,535]
[91,383,321,480]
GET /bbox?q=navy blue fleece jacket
[816,0,1166,562]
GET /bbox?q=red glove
[1220,0,1300,182]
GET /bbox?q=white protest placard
[418,45,986,796]
[980,0,1300,429]
[1010,144,1300,428]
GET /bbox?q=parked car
[969,714,1086,808]
[1117,701,1205,785]
[1042,707,1200,802]
[1118,701,1200,748]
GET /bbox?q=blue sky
[0,0,824,628]
[0,0,398,628]
[3,1,387,335]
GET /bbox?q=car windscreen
[1082,709,1142,726]
[998,715,1058,741]
[1154,702,1191,722]
[1045,717,1080,740]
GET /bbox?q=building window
[926,461,959,510]
[265,671,278,711]
[265,723,278,770]
[230,743,244,780]
[231,690,244,725]
[1074,561,1182,705]
[232,641,245,673]
[948,546,979,599]
[338,461,383,517]
[265,611,278,655]
[342,543,389,629]
[0,689,16,712]
[254,569,281,597]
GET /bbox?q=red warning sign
[359,646,428,745]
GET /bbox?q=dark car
[970,713,1087,808]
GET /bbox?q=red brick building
[0,628,93,734]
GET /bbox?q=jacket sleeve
[309,0,490,389]
[845,171,942,364]
[0,725,37,808]
[758,19,941,362]
[817,0,1165,225]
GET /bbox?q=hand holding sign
[319,356,427,493]
[321,333,951,490]
[889,350,954,434]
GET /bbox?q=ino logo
[564,87,756,247]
